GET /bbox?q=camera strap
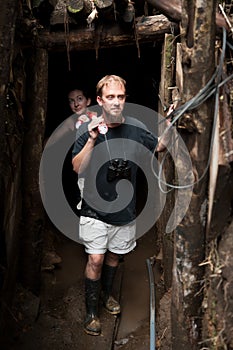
[104,132,127,165]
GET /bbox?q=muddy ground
[2,225,169,350]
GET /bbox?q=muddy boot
[84,278,101,336]
[101,265,121,315]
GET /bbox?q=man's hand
[157,104,175,152]
[166,103,175,124]
[88,116,104,140]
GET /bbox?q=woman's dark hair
[67,86,90,99]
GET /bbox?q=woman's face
[68,90,91,115]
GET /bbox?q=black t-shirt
[72,116,158,225]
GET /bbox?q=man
[72,75,168,336]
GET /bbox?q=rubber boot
[101,265,121,315]
[84,278,101,336]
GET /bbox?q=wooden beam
[35,15,178,51]
[146,0,229,30]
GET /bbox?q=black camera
[107,159,131,182]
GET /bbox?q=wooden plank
[157,33,176,291]
[175,43,183,98]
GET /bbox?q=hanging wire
[152,27,233,191]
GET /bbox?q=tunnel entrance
[45,43,162,216]
[46,43,162,134]
[38,42,164,350]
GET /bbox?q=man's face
[68,90,90,115]
[97,82,126,124]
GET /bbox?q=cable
[146,257,156,350]
[152,27,231,191]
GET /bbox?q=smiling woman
[68,88,91,115]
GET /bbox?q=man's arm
[156,105,175,152]
[72,137,96,173]
[72,116,104,173]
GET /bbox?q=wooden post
[158,33,176,291]
[21,48,48,294]
[156,33,176,349]
[171,0,217,348]
[0,0,22,333]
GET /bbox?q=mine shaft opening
[42,41,164,345]
[46,42,163,218]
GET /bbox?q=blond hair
[96,75,126,97]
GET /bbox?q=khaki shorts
[79,216,136,254]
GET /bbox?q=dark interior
[46,42,162,132]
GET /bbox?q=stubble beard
[104,111,124,125]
